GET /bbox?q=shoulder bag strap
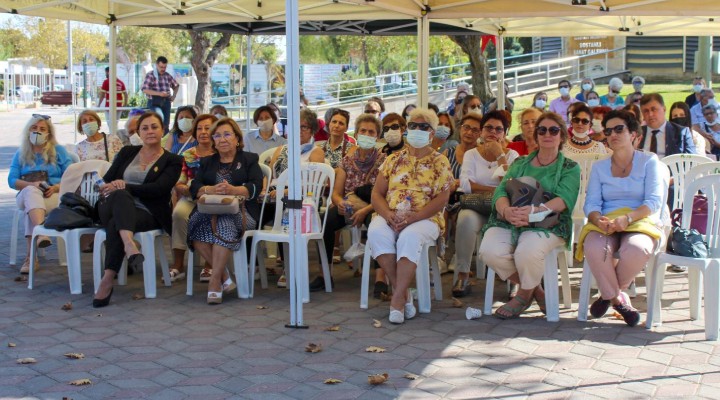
[103,133,109,161]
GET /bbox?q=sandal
[533,287,546,315]
[199,268,212,282]
[169,269,186,282]
[222,277,237,294]
[207,291,222,305]
[493,295,531,320]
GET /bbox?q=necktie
[650,129,659,154]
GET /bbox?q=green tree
[188,31,232,112]
[0,24,27,60]
[117,26,179,64]
[18,18,66,69]
[449,35,493,102]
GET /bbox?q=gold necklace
[611,150,635,174]
[139,148,163,169]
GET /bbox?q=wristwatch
[626,214,634,224]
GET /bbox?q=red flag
[481,35,497,52]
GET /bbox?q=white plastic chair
[186,163,272,298]
[646,175,720,340]
[565,153,611,247]
[245,163,335,301]
[577,164,671,321]
[92,229,171,299]
[661,153,711,212]
[359,238,443,313]
[27,160,111,294]
[483,244,570,322]
[258,146,278,167]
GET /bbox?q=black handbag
[59,192,93,218]
[44,208,93,231]
[459,191,494,216]
[669,226,708,258]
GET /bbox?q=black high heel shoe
[93,287,114,308]
[127,253,145,275]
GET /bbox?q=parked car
[15,85,42,98]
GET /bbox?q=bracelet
[496,154,506,161]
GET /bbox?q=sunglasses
[482,125,505,135]
[571,117,591,125]
[558,85,570,89]
[611,90,620,94]
[407,122,432,131]
[603,125,626,135]
[535,126,561,136]
[382,124,402,133]
[32,114,51,120]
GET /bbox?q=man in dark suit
[639,93,696,157]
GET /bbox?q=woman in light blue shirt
[580,109,665,327]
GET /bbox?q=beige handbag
[197,194,245,215]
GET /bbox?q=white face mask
[693,84,703,93]
[177,118,193,132]
[535,99,546,109]
[587,99,600,107]
[559,87,570,97]
[581,83,592,91]
[385,129,402,146]
[30,131,48,146]
[592,119,604,133]
[129,134,144,146]
[357,134,377,150]
[406,130,430,149]
[434,126,451,140]
[467,107,483,117]
[528,204,554,223]
[258,119,274,132]
[573,128,589,139]
[81,121,99,136]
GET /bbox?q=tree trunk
[189,31,232,113]
[448,35,493,103]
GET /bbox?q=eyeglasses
[407,122,432,131]
[364,109,379,114]
[32,114,51,120]
[704,112,717,117]
[212,132,234,140]
[611,90,620,94]
[633,99,641,103]
[300,125,312,131]
[603,125,626,135]
[558,85,570,89]
[571,117,591,125]
[460,124,481,134]
[482,125,505,135]
[382,124,402,133]
[535,126,562,136]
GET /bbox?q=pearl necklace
[570,136,593,146]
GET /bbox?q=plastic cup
[465,306,482,320]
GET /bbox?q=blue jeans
[151,99,171,134]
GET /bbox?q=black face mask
[456,98,465,105]
[671,117,689,127]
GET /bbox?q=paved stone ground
[2,107,720,399]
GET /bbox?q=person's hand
[174,184,190,197]
[452,179,460,191]
[596,215,616,234]
[350,208,369,227]
[610,215,630,233]
[110,179,126,190]
[505,206,530,227]
[43,184,59,198]
[160,92,169,98]
[213,180,234,195]
[483,141,505,160]
[631,134,643,149]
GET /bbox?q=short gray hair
[408,108,439,131]
[609,77,624,90]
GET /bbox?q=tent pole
[416,14,429,107]
[698,36,713,87]
[285,0,306,329]
[497,31,505,112]
[109,22,118,134]
[245,35,252,132]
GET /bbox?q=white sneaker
[389,308,404,324]
[404,290,417,320]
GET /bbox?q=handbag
[21,170,49,183]
[671,195,708,235]
[502,176,560,229]
[44,193,94,231]
[197,194,244,215]
[669,226,708,258]
[459,191,494,216]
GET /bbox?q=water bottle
[343,195,354,224]
[90,171,105,188]
[395,195,413,220]
[281,208,290,233]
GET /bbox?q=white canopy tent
[4,0,716,325]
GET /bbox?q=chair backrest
[657,161,671,230]
[565,152,611,219]
[684,161,720,183]
[59,160,112,200]
[681,175,720,257]
[661,154,712,211]
[272,162,335,233]
[257,163,272,228]
[258,146,278,167]
[65,144,80,163]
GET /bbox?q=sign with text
[568,36,613,58]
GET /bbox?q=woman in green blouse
[480,112,581,319]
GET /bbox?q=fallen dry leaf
[305,343,322,353]
[256,305,268,310]
[132,293,144,300]
[325,325,340,332]
[365,346,386,353]
[372,319,382,328]
[61,302,73,311]
[16,358,37,364]
[68,378,92,386]
[469,279,478,286]
[8,343,16,348]
[96,313,102,317]
[368,373,389,385]
[14,275,27,282]
[613,312,624,320]
[451,297,464,308]
[404,373,419,380]
[64,353,85,360]
[323,378,342,384]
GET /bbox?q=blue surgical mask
[581,83,592,91]
[406,130,430,149]
[434,126,451,140]
[214,113,225,119]
[587,99,600,107]
[177,118,193,132]
[535,99,546,109]
[356,134,377,150]
[633,83,643,91]
[81,121,99,136]
[300,139,315,154]
[693,84,704,93]
[559,87,570,97]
